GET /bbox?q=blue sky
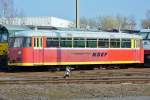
[14,0,150,28]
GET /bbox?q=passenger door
[134,39,140,62]
[33,37,44,65]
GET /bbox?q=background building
[0,16,73,28]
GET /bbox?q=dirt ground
[0,68,150,100]
[0,83,150,100]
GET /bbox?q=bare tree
[88,18,98,29]
[100,15,136,30]
[127,16,136,30]
[0,0,14,24]
[80,17,98,29]
[0,0,25,24]
[100,16,120,30]
[116,15,128,29]
[80,17,89,28]
[0,0,14,18]
[79,15,137,30]
[141,10,150,29]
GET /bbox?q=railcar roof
[140,29,150,33]
[0,24,31,31]
[12,30,142,39]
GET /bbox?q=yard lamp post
[76,0,80,29]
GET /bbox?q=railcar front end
[0,24,31,66]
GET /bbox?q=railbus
[0,24,31,65]
[8,30,144,68]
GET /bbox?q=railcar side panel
[8,48,22,64]
[22,48,33,63]
[8,48,143,66]
[43,49,142,65]
[33,49,44,65]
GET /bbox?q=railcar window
[9,38,15,48]
[60,38,72,47]
[12,37,23,48]
[34,37,43,48]
[46,38,59,47]
[38,38,42,47]
[34,38,37,47]
[73,38,85,48]
[86,39,97,48]
[98,39,109,48]
[0,30,8,42]
[37,38,40,47]
[1,34,7,42]
[110,39,120,48]
[40,38,43,47]
[121,39,131,48]
[136,40,141,48]
[37,38,39,47]
[23,37,32,47]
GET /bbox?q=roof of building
[0,16,73,28]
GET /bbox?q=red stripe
[9,48,144,64]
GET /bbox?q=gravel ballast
[0,83,150,100]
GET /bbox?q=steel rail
[0,77,150,84]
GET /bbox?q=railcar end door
[33,37,44,65]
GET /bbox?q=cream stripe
[8,61,141,66]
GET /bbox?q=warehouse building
[0,16,73,28]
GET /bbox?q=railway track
[0,77,150,84]
[0,68,150,85]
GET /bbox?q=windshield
[9,37,32,48]
[0,29,8,42]
[141,32,149,39]
[147,33,150,39]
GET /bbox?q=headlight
[18,50,22,55]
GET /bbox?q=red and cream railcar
[8,30,144,67]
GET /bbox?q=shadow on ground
[0,65,63,73]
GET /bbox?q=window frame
[46,37,60,48]
[23,37,32,48]
[121,39,131,48]
[9,37,24,48]
[110,39,121,48]
[60,37,72,48]
[86,38,97,48]
[73,38,86,48]
[98,38,109,48]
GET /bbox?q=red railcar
[8,30,144,67]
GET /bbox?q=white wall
[0,16,73,28]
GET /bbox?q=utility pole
[76,0,80,28]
